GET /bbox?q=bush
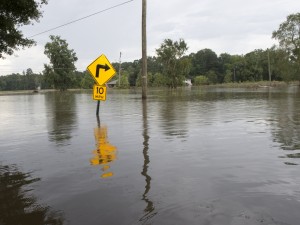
[194,75,209,85]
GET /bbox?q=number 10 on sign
[93,85,107,101]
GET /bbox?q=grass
[202,81,299,89]
[1,81,299,96]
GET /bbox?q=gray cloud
[1,0,300,75]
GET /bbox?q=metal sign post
[87,54,116,115]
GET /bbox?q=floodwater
[1,86,300,225]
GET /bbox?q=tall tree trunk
[142,0,147,99]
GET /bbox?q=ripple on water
[136,194,300,225]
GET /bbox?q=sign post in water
[87,54,116,115]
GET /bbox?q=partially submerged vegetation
[208,81,298,89]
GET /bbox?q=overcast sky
[1,0,300,75]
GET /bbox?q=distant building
[107,80,118,88]
[33,86,41,93]
[184,79,192,86]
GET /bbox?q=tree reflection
[0,164,64,225]
[45,92,77,146]
[159,90,188,139]
[140,100,157,223]
[269,88,300,165]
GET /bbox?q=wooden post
[142,0,147,99]
[119,52,122,87]
[268,49,272,86]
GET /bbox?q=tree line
[1,4,300,90]
[0,46,298,91]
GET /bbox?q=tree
[0,0,48,58]
[272,13,300,62]
[116,70,130,88]
[80,71,94,89]
[224,70,233,83]
[24,68,39,90]
[156,39,189,88]
[272,13,300,81]
[218,53,232,75]
[244,49,265,81]
[230,55,245,82]
[136,72,166,87]
[189,49,219,78]
[194,75,209,85]
[207,70,218,84]
[44,35,78,91]
[271,47,297,81]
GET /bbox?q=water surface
[1,86,300,225]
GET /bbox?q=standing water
[1,86,300,225]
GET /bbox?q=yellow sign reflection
[90,125,117,178]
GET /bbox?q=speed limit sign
[93,85,107,101]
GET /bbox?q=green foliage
[113,59,143,87]
[0,69,46,91]
[148,56,163,74]
[218,53,232,75]
[125,60,141,86]
[243,50,264,81]
[116,71,130,88]
[224,70,233,83]
[80,71,94,89]
[272,13,300,62]
[151,72,167,87]
[0,74,24,90]
[207,70,218,84]
[135,72,142,87]
[190,49,220,78]
[271,47,295,81]
[136,72,167,87]
[0,0,48,58]
[156,39,190,88]
[272,13,300,80]
[194,75,209,85]
[44,35,78,91]
[0,70,93,91]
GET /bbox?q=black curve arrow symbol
[96,64,110,78]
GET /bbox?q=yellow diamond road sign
[87,54,116,85]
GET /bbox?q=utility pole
[119,52,122,87]
[268,49,271,86]
[142,0,147,99]
[233,66,236,82]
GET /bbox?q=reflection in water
[269,88,300,165]
[140,100,157,223]
[159,90,189,139]
[286,153,300,158]
[0,164,64,225]
[90,116,117,178]
[45,92,77,146]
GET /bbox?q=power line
[29,0,135,38]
